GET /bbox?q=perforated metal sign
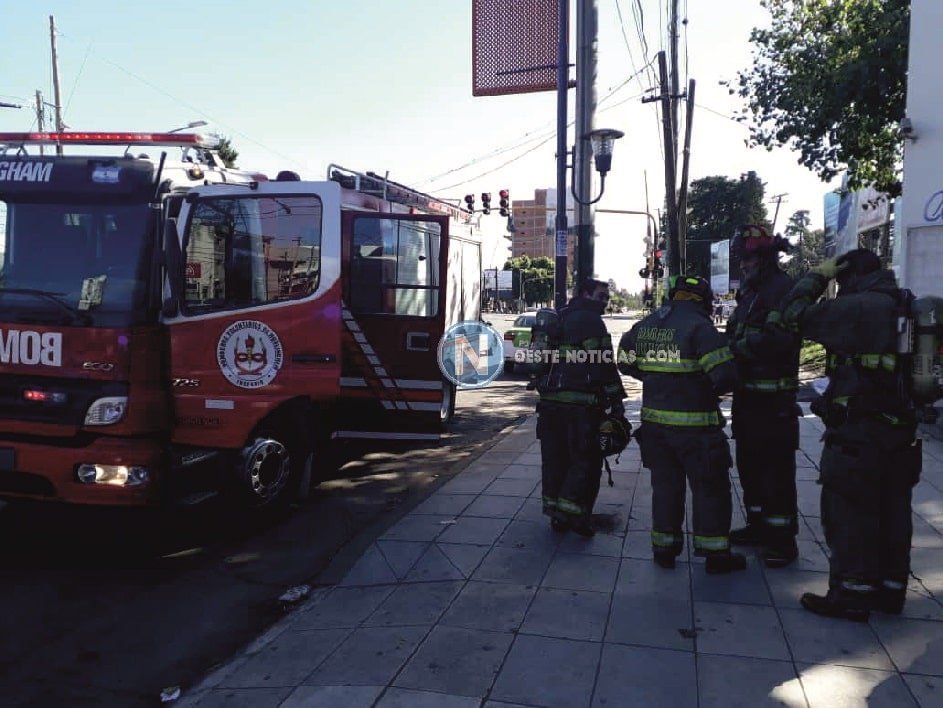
[472,0,564,97]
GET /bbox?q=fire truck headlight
[84,397,128,426]
[76,464,149,486]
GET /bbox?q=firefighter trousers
[536,401,604,520]
[635,423,733,556]
[732,398,799,543]
[819,419,921,589]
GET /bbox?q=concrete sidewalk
[180,403,943,707]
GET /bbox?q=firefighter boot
[569,514,596,538]
[730,512,767,547]
[763,538,799,569]
[801,587,871,622]
[705,551,747,574]
[873,581,907,615]
[653,550,678,569]
[549,510,570,533]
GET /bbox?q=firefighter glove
[810,257,849,280]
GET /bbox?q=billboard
[823,191,840,257]
[710,240,730,294]
[472,0,564,97]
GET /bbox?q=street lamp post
[571,128,625,289]
[168,120,207,133]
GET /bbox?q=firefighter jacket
[618,300,738,428]
[727,266,800,400]
[538,296,627,407]
[777,268,915,427]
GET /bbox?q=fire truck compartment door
[164,181,342,447]
[341,211,450,415]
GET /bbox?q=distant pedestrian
[619,275,746,573]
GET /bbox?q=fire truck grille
[0,374,128,427]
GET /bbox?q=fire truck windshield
[0,199,154,327]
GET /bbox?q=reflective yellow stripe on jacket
[742,376,799,393]
[641,407,723,427]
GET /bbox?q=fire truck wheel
[440,382,457,425]
[238,428,307,508]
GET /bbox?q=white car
[502,312,537,373]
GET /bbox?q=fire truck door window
[182,194,322,313]
[350,217,440,317]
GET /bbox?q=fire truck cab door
[340,211,450,423]
[164,181,342,448]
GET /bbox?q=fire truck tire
[440,382,457,425]
[237,422,309,509]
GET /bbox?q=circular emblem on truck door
[217,320,284,389]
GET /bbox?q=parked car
[503,312,537,373]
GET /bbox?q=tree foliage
[782,209,825,279]
[731,0,910,196]
[215,136,239,168]
[504,255,555,306]
[684,171,769,277]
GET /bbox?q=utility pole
[574,0,598,290]
[49,15,65,155]
[668,0,681,160]
[676,79,696,274]
[643,51,680,278]
[554,0,570,309]
[35,90,45,156]
[770,193,788,233]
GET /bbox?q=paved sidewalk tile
[521,587,611,642]
[542,553,620,594]
[694,602,791,661]
[394,626,514,698]
[281,685,384,707]
[697,654,805,708]
[490,635,601,708]
[440,581,537,633]
[376,688,481,707]
[219,628,350,688]
[303,626,428,687]
[293,586,395,630]
[592,643,696,708]
[474,545,555,585]
[363,581,463,627]
[798,663,919,707]
[194,688,293,707]
[778,608,894,670]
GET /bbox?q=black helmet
[668,275,713,305]
[599,415,632,457]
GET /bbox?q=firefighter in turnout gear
[775,249,921,621]
[618,276,747,573]
[727,226,802,568]
[536,278,627,537]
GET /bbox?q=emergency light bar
[0,132,209,147]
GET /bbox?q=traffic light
[481,192,492,215]
[464,194,475,213]
[499,189,510,217]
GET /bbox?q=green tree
[731,0,910,196]
[684,171,769,277]
[215,136,239,168]
[504,256,554,307]
[783,209,825,279]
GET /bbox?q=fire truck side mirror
[162,217,182,317]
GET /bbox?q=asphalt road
[0,314,555,707]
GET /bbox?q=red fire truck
[0,132,481,507]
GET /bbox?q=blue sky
[1,0,838,291]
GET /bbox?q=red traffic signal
[498,189,510,216]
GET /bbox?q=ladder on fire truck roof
[327,163,472,223]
